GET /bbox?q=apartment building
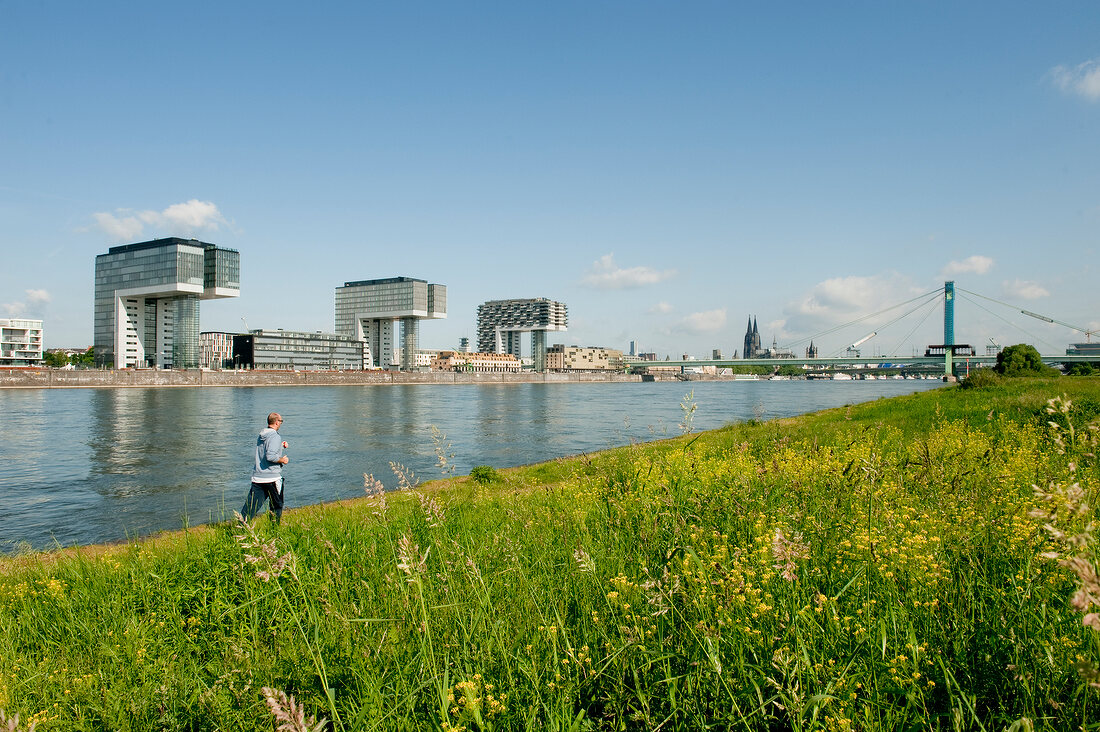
[545,345,624,372]
[0,319,44,366]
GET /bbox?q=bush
[469,465,499,484]
[960,367,1002,389]
[1066,362,1098,376]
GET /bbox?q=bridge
[640,281,1095,378]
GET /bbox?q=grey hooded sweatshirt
[252,427,285,483]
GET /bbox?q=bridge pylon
[944,281,955,378]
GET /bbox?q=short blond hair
[268,412,282,426]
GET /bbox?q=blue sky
[3,1,1098,358]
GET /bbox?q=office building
[335,277,446,370]
[1067,343,1100,357]
[94,238,240,368]
[233,329,367,370]
[476,298,567,372]
[0,319,44,366]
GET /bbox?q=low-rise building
[431,350,521,373]
[1067,343,1100,357]
[232,329,367,370]
[415,349,440,370]
[546,345,624,372]
[199,331,237,369]
[0,319,44,366]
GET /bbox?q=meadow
[1,377,1099,730]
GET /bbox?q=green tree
[994,343,1059,377]
[43,350,69,368]
[72,347,95,368]
[1065,361,1098,376]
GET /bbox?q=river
[0,379,941,551]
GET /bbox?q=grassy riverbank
[2,378,1099,730]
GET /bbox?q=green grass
[2,378,1100,730]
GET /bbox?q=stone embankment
[0,368,643,389]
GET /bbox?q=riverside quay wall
[0,368,643,389]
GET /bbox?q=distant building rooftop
[341,276,427,288]
[105,237,238,255]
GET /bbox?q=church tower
[743,316,762,359]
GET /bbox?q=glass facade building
[232,330,367,370]
[334,277,446,370]
[94,238,239,368]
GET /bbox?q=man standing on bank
[241,412,289,523]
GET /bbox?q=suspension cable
[782,287,943,352]
[824,289,944,358]
[886,294,943,357]
[956,292,1063,353]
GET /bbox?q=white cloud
[648,301,673,314]
[26,289,51,305]
[158,200,225,230]
[941,255,993,276]
[1002,279,1049,300]
[1,289,51,317]
[91,199,227,242]
[678,308,727,334]
[581,253,676,290]
[1050,58,1100,101]
[92,212,144,241]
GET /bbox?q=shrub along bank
[1,378,1099,730]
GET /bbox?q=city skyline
[3,2,1098,358]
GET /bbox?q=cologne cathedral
[743,317,762,359]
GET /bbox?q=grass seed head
[262,687,327,732]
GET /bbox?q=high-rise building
[94,238,240,368]
[334,277,446,370]
[0,319,44,366]
[476,298,567,372]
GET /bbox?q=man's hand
[280,456,289,465]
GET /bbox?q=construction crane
[1021,310,1096,342]
[846,331,876,358]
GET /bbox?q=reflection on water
[0,380,941,551]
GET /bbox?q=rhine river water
[0,379,941,551]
